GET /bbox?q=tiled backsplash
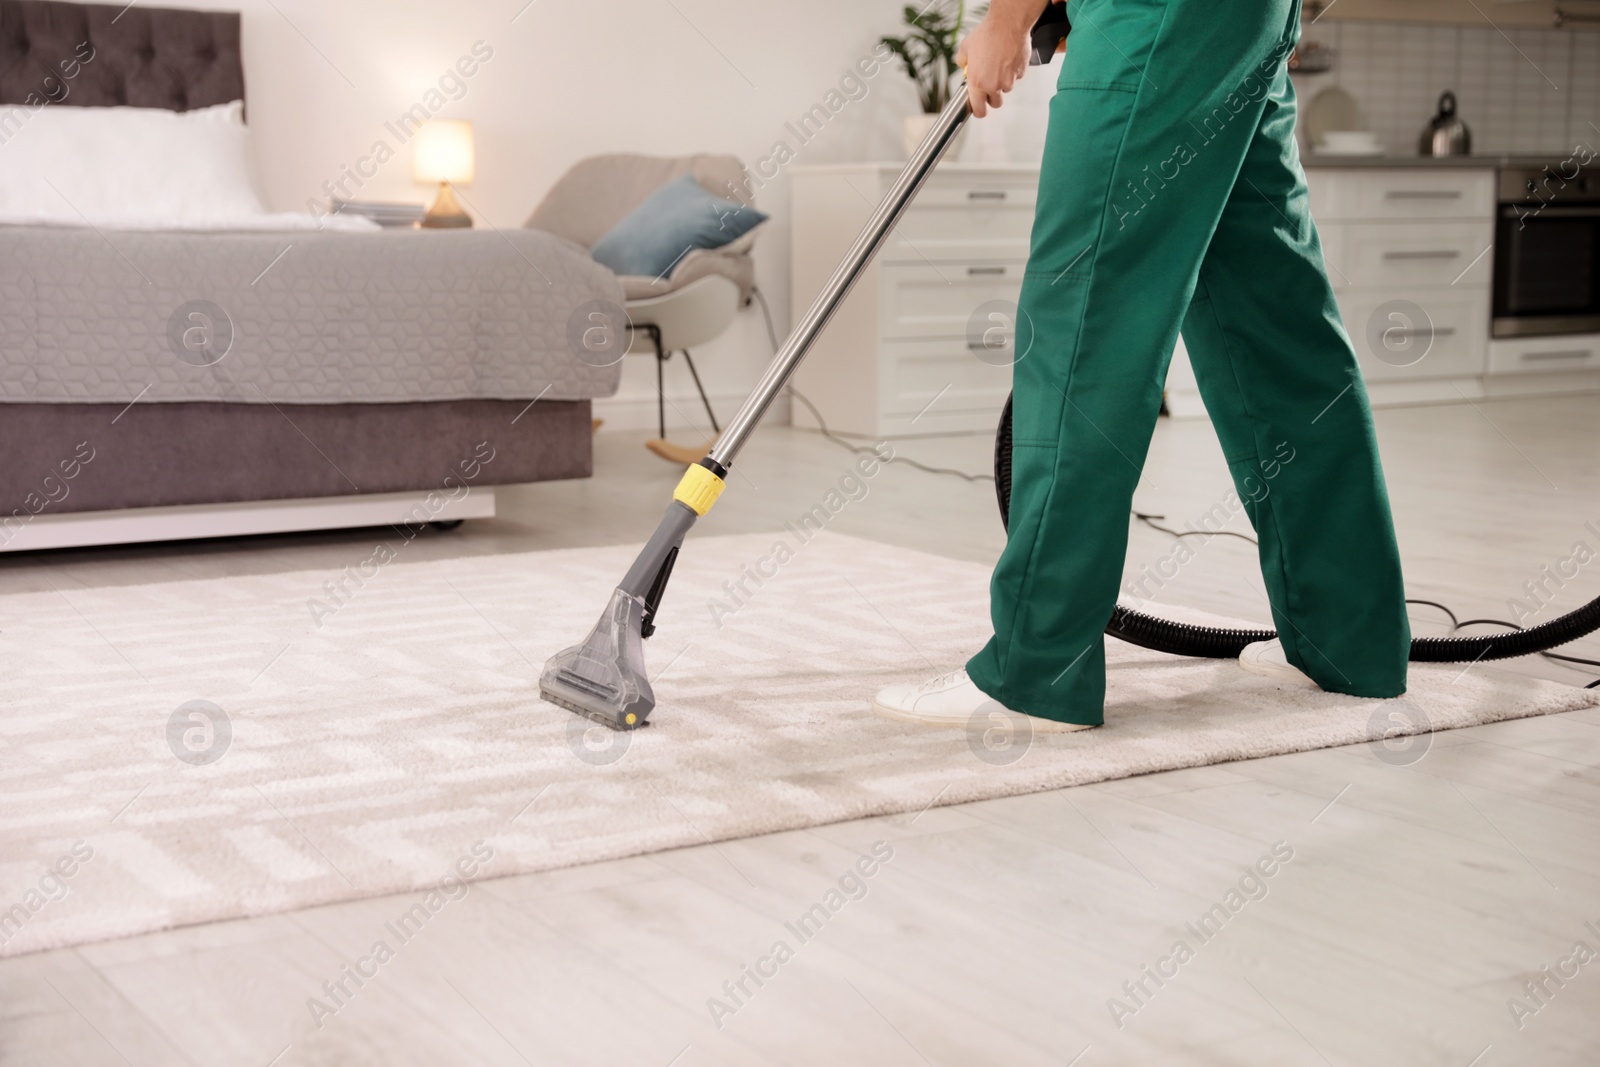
[1296,20,1600,156]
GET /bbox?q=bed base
[0,487,498,553]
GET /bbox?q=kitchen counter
[1302,154,1560,169]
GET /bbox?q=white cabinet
[790,163,1033,437]
[878,263,1025,340]
[1307,168,1497,222]
[794,162,1589,431]
[1311,167,1495,384]
[1488,334,1600,375]
[1340,287,1490,382]
[1340,221,1492,288]
[1168,166,1502,418]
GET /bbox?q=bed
[0,0,623,550]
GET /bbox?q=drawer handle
[1521,349,1592,362]
[968,340,1010,351]
[1382,250,1461,260]
[967,190,1008,201]
[967,266,1006,276]
[1385,328,1457,338]
[1384,190,1464,199]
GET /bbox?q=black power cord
[1132,510,1260,546]
[1134,513,1600,687]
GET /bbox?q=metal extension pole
[542,10,1071,729]
[707,90,971,469]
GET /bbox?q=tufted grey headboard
[0,0,242,111]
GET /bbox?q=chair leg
[681,349,719,434]
[647,326,667,440]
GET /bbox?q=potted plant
[881,1,983,156]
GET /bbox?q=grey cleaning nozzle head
[540,587,655,730]
[542,501,699,731]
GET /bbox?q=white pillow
[0,99,268,228]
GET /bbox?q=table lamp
[413,119,474,229]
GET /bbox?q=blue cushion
[589,174,767,279]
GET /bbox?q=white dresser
[789,163,1035,437]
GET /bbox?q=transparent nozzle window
[539,588,654,726]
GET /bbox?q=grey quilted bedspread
[0,226,625,403]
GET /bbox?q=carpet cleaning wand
[540,7,1074,730]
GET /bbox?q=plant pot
[903,111,966,159]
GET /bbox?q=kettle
[1419,91,1471,157]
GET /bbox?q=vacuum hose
[992,394,1600,663]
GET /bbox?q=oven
[1493,164,1600,338]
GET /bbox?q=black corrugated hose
[993,395,1600,670]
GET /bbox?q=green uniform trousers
[966,0,1410,725]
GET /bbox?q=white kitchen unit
[1168,163,1600,417]
[1314,167,1496,406]
[1169,166,1494,415]
[789,163,1034,438]
[796,161,1599,431]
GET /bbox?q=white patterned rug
[2,532,1593,956]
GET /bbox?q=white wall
[1294,19,1599,157]
[1319,0,1580,26]
[222,0,957,433]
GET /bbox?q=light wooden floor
[4,395,1599,1066]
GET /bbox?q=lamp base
[420,182,473,229]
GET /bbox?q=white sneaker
[872,669,1095,732]
[1239,638,1319,689]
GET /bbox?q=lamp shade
[412,119,475,184]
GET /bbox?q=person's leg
[966,0,1302,724]
[1177,60,1410,696]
